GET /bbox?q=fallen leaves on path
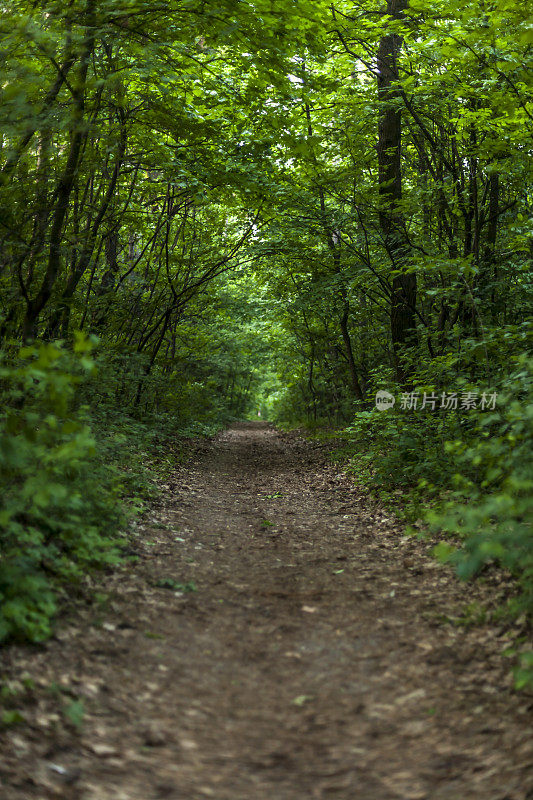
[0,423,531,800]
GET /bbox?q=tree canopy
[0,0,531,682]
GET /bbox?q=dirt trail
[1,423,532,800]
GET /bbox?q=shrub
[0,336,124,642]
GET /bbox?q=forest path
[1,423,532,800]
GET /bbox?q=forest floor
[1,422,532,800]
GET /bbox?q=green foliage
[0,338,124,642]
[0,326,246,644]
[1,710,25,728]
[337,352,533,689]
[63,699,85,731]
[0,0,531,690]
[426,356,533,611]
[514,652,533,692]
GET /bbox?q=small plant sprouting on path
[153,578,197,593]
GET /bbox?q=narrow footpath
[1,423,531,800]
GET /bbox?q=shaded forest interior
[0,0,532,688]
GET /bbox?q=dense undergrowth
[0,336,230,645]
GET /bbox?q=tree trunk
[377,0,417,382]
[340,304,364,400]
[481,172,499,318]
[22,0,96,341]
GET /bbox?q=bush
[427,354,533,612]
[0,336,125,642]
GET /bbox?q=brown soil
[1,422,532,800]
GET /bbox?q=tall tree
[376,0,416,381]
